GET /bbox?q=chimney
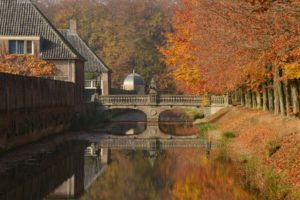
[70,20,77,34]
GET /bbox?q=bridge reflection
[97,121,198,138]
[0,123,214,199]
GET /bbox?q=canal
[0,110,255,200]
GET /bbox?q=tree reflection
[81,149,254,200]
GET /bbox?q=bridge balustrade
[98,95,149,105]
[158,95,202,106]
[97,95,204,106]
[97,94,228,107]
[210,95,228,106]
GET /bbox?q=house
[59,20,112,99]
[0,0,85,103]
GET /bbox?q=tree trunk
[241,88,245,106]
[274,81,280,115]
[256,91,262,110]
[252,92,257,109]
[283,80,291,117]
[247,91,252,108]
[278,81,286,116]
[291,79,299,116]
[245,92,248,107]
[275,66,285,116]
[262,84,268,112]
[268,87,274,112]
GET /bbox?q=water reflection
[0,141,88,200]
[159,122,197,136]
[100,121,147,135]
[81,149,254,200]
[0,109,254,200]
[98,121,197,137]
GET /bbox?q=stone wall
[0,73,87,151]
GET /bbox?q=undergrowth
[237,154,299,200]
[197,123,217,138]
[266,140,281,157]
[222,131,236,139]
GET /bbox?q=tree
[0,54,57,76]
[35,0,177,91]
[160,0,300,116]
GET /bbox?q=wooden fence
[0,73,77,111]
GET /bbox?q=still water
[0,110,254,200]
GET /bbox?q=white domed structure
[123,70,145,94]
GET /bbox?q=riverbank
[206,106,300,199]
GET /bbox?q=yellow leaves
[159,2,203,95]
[0,55,57,77]
[172,176,201,200]
[283,63,300,79]
[173,65,203,95]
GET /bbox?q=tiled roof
[0,0,84,60]
[60,29,111,73]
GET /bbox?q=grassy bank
[203,107,300,199]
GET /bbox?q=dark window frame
[8,40,34,55]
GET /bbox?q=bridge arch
[99,108,147,122]
[96,94,229,122]
[98,105,205,123]
[159,107,205,122]
[98,106,164,122]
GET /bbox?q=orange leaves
[169,150,253,200]
[0,55,57,77]
[160,0,300,95]
[159,0,204,95]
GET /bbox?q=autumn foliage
[0,54,56,77]
[160,0,300,116]
[81,149,253,200]
[35,0,178,91]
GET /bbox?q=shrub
[222,131,236,139]
[262,169,291,200]
[197,123,217,137]
[266,141,281,157]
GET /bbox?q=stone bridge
[96,94,229,122]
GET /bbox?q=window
[8,40,33,54]
[8,40,17,54]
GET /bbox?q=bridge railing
[98,95,149,106]
[97,94,228,107]
[97,95,203,106]
[210,95,228,106]
[158,95,202,106]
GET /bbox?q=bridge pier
[138,122,167,138]
[100,148,110,165]
[142,106,166,123]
